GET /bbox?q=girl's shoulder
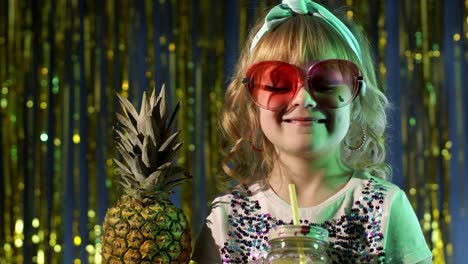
[350,170,402,196]
[209,182,266,209]
[211,181,267,201]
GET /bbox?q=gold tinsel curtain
[0,0,466,263]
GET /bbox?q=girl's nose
[290,86,317,109]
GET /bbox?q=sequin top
[192,171,432,263]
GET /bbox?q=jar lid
[268,225,329,242]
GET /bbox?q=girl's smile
[282,115,327,125]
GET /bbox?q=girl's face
[256,62,353,158]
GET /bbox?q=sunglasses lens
[245,60,360,110]
[247,62,299,110]
[308,60,359,108]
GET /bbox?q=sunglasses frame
[243,59,364,111]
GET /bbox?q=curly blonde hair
[218,10,390,190]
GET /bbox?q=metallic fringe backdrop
[0,0,466,263]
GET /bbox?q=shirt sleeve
[384,189,433,263]
[191,199,229,263]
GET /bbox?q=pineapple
[101,85,192,263]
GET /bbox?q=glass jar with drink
[264,225,329,264]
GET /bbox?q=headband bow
[250,0,362,64]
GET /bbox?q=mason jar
[264,225,329,264]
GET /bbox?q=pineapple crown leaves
[113,84,191,201]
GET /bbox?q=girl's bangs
[249,16,358,67]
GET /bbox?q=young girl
[192,0,432,263]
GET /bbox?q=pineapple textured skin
[101,195,191,263]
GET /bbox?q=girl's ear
[360,79,366,96]
[350,99,361,120]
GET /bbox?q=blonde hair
[218,10,390,190]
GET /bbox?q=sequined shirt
[192,171,432,263]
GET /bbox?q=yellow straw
[288,184,306,263]
[288,184,300,225]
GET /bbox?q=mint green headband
[250,0,362,64]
